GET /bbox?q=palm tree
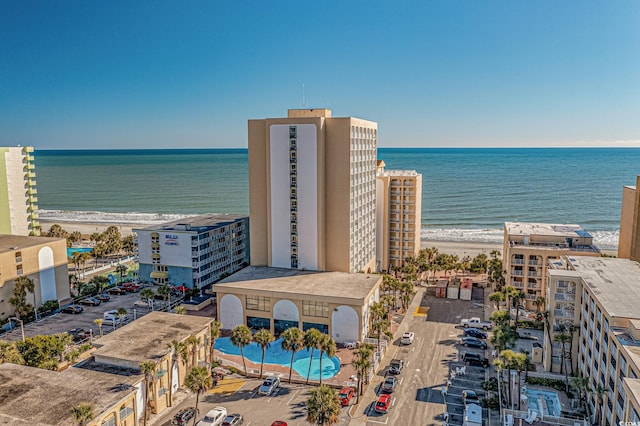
[116,307,128,328]
[70,402,94,426]
[115,264,128,283]
[9,276,35,320]
[512,290,526,329]
[489,291,505,311]
[567,323,578,375]
[166,339,187,403]
[140,360,157,426]
[502,286,517,323]
[230,325,252,375]
[140,288,155,305]
[500,349,516,407]
[184,366,212,425]
[303,328,322,385]
[369,302,388,353]
[317,334,336,386]
[280,327,303,383]
[351,343,374,402]
[512,352,528,410]
[157,283,171,306]
[253,328,274,379]
[186,335,200,370]
[591,383,606,425]
[554,331,571,391]
[93,318,103,337]
[532,296,546,313]
[209,320,222,364]
[570,374,590,417]
[89,275,110,294]
[306,385,341,426]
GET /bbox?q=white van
[103,310,129,325]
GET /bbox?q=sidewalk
[348,286,426,426]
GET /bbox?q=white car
[258,376,280,395]
[401,331,415,345]
[133,300,149,309]
[196,407,227,426]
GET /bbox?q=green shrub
[525,376,566,391]
[482,395,500,409]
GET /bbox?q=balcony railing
[511,270,524,276]
[512,258,525,265]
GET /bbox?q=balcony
[554,309,574,318]
[511,270,524,276]
[29,212,39,220]
[26,188,37,196]
[554,293,576,303]
[512,258,525,265]
[25,171,36,179]
[28,196,38,203]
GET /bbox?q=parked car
[95,293,111,302]
[103,310,129,325]
[338,387,355,406]
[61,304,84,314]
[122,282,140,292]
[67,327,91,342]
[400,331,415,345]
[518,331,539,340]
[462,389,480,406]
[106,286,126,295]
[460,317,493,330]
[388,359,404,374]
[460,336,488,349]
[78,297,101,306]
[197,407,227,426]
[463,328,488,340]
[382,376,397,393]
[258,376,280,395]
[461,352,490,367]
[270,422,287,426]
[172,407,199,425]
[374,394,393,414]
[133,300,149,309]
[221,413,243,426]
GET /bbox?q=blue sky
[1,1,639,149]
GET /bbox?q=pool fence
[502,409,588,426]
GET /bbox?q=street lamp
[9,317,25,342]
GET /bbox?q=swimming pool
[215,337,340,380]
[525,388,562,417]
[67,247,93,257]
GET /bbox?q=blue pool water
[67,247,93,257]
[214,337,340,380]
[525,388,561,417]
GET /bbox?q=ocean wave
[37,210,198,225]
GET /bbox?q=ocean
[34,148,640,250]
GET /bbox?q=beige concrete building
[0,146,40,236]
[619,175,640,261]
[503,222,600,310]
[248,109,377,273]
[545,257,640,424]
[375,160,422,271]
[0,235,70,320]
[215,266,381,343]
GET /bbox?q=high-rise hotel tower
[0,146,40,236]
[248,109,377,273]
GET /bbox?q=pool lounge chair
[525,410,539,424]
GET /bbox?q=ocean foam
[38,210,197,225]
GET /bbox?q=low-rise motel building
[0,312,213,425]
[215,266,382,344]
[0,234,70,320]
[545,256,640,424]
[502,222,600,310]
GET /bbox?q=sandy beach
[39,219,148,238]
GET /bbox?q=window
[246,295,270,312]
[119,404,134,420]
[302,300,329,318]
[101,414,116,426]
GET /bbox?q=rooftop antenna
[301,83,306,108]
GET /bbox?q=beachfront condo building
[375,160,422,271]
[545,256,640,424]
[0,146,40,236]
[619,175,640,261]
[0,235,70,321]
[502,222,600,311]
[248,109,377,273]
[135,214,249,290]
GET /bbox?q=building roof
[214,266,381,304]
[134,214,247,233]
[568,256,640,319]
[504,222,592,238]
[0,234,66,253]
[92,311,212,363]
[0,362,141,426]
[377,169,420,177]
[622,377,640,412]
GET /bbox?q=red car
[338,387,355,406]
[271,422,287,426]
[122,282,140,292]
[374,394,393,414]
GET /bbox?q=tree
[512,352,528,410]
[570,374,590,417]
[140,361,157,426]
[317,334,336,386]
[0,341,25,365]
[280,327,303,383]
[489,291,505,311]
[93,318,104,337]
[140,288,155,303]
[253,328,274,379]
[122,235,135,256]
[306,385,341,426]
[351,343,374,402]
[157,283,171,305]
[303,328,322,385]
[89,276,110,294]
[70,402,94,426]
[499,349,517,407]
[591,383,606,425]
[230,325,252,375]
[116,308,128,328]
[511,290,526,329]
[186,335,200,370]
[9,276,35,320]
[166,339,187,403]
[554,331,571,391]
[532,296,546,313]
[209,320,222,364]
[115,264,128,283]
[502,286,517,323]
[184,366,212,425]
[46,224,69,238]
[369,302,388,353]
[15,333,72,369]
[174,306,187,315]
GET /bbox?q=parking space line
[367,418,389,425]
[287,389,299,405]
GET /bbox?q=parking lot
[0,285,163,342]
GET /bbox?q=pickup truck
[460,317,493,330]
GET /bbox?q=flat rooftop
[92,311,212,363]
[0,234,65,253]
[568,256,640,319]
[214,266,381,304]
[378,169,420,177]
[0,362,141,425]
[505,222,592,238]
[134,213,247,232]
